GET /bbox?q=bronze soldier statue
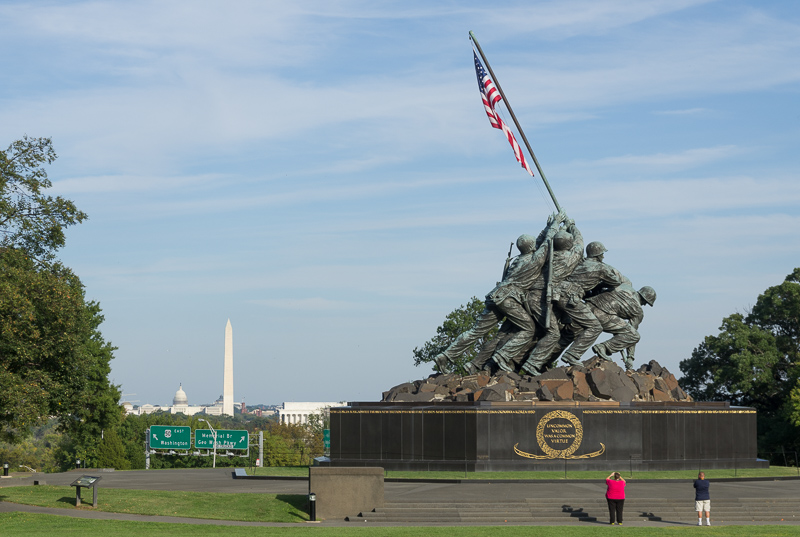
[434,211,566,373]
[554,242,624,362]
[588,279,657,370]
[519,220,585,375]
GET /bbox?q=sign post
[259,431,264,467]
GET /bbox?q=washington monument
[223,319,234,416]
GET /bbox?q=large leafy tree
[0,247,121,444]
[413,297,498,374]
[678,314,783,410]
[679,269,800,455]
[0,136,87,261]
[0,136,121,453]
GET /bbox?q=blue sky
[1,0,798,407]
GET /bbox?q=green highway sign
[195,429,249,450]
[149,426,191,450]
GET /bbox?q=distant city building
[278,402,346,425]
[248,406,276,418]
[123,384,223,416]
[238,404,276,418]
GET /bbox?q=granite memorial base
[308,467,384,520]
[329,401,766,471]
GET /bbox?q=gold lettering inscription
[330,409,537,415]
[515,410,604,460]
[582,410,755,415]
[534,411,583,458]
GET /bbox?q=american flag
[474,51,534,176]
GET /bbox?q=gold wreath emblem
[513,410,606,460]
[536,410,583,458]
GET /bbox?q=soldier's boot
[463,361,479,376]
[623,356,635,371]
[520,361,543,377]
[592,343,613,361]
[434,354,449,373]
[561,352,583,367]
[492,353,515,373]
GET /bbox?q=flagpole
[469,31,562,213]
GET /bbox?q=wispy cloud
[246,298,355,311]
[573,145,742,170]
[653,108,710,116]
[501,14,800,116]
[63,168,516,218]
[0,1,331,68]
[53,173,226,194]
[3,0,799,180]
[480,0,719,38]
[563,175,800,220]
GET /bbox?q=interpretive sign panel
[149,426,191,450]
[70,475,102,508]
[70,475,101,487]
[195,429,249,450]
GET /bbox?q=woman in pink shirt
[605,471,626,525]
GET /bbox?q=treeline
[679,268,800,462]
[0,412,325,472]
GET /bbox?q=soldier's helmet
[638,286,657,306]
[586,241,608,258]
[553,230,574,251]
[516,234,537,255]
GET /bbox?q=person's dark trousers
[607,498,624,523]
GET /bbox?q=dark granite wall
[329,402,763,471]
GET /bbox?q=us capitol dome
[173,384,188,406]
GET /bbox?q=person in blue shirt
[693,471,711,526]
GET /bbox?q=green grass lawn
[248,465,800,480]
[1,513,799,537]
[0,486,307,522]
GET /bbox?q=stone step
[383,502,788,510]
[348,515,597,523]
[372,509,793,518]
[392,496,799,503]
[372,507,793,516]
[370,509,594,517]
[347,498,800,523]
[391,498,798,504]
[351,514,794,524]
